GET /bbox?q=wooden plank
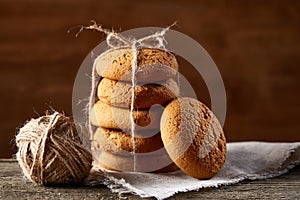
[1,159,299,199]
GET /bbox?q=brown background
[0,0,299,158]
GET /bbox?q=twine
[78,20,175,49]
[16,111,93,185]
[130,41,139,171]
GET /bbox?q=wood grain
[0,159,299,199]
[0,0,300,157]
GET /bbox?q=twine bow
[77,20,176,50]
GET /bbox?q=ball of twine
[16,111,93,185]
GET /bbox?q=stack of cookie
[90,48,180,172]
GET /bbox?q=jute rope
[16,111,93,185]
[130,41,138,171]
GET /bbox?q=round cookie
[160,97,226,179]
[90,101,163,131]
[93,127,163,154]
[97,78,179,108]
[94,150,178,173]
[95,48,178,82]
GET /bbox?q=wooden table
[1,159,299,199]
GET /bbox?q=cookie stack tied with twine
[88,23,180,172]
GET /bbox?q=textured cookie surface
[160,97,226,179]
[90,101,163,131]
[95,151,177,173]
[95,48,178,82]
[97,78,179,108]
[93,127,163,154]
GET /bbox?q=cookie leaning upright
[160,97,226,179]
[95,48,179,82]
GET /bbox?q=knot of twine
[78,20,176,50]
[16,111,93,185]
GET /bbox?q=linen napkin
[87,142,300,200]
